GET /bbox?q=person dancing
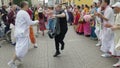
[8,1,38,68]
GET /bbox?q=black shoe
[61,45,64,50]
[34,46,38,48]
[11,43,16,46]
[85,35,90,37]
[53,51,61,57]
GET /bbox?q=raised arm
[24,12,38,25]
[55,12,66,18]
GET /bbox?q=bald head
[20,1,29,10]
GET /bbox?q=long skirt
[15,36,30,59]
[76,23,84,34]
[83,22,91,36]
[39,19,46,31]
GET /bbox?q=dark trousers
[5,24,10,34]
[54,30,67,52]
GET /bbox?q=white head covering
[38,8,43,13]
[112,2,120,8]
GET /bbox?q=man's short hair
[103,0,110,5]
[55,4,62,8]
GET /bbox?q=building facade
[31,0,43,6]
[74,0,93,6]
[0,0,10,6]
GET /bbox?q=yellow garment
[84,8,89,13]
[34,11,39,20]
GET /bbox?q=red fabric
[109,52,120,58]
[26,8,33,19]
[8,10,16,25]
[76,23,84,33]
[74,12,80,25]
[39,18,46,31]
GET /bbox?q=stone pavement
[0,26,117,68]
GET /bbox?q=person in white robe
[95,0,102,46]
[96,0,114,57]
[8,1,38,68]
[108,2,120,67]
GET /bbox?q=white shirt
[104,6,114,26]
[97,7,101,22]
[15,10,37,37]
[95,7,102,29]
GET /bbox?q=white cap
[38,8,43,13]
[112,2,120,8]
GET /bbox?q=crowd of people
[67,0,120,67]
[0,1,68,68]
[0,0,120,68]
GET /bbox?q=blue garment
[0,27,5,37]
[90,7,97,39]
[48,19,55,32]
[91,26,97,39]
[68,12,74,23]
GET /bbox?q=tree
[13,0,32,6]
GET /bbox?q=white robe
[100,6,114,53]
[10,24,16,43]
[110,13,120,56]
[15,10,37,59]
[95,7,102,40]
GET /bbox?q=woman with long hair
[73,6,80,31]
[83,4,91,36]
[38,8,46,36]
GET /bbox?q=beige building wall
[31,0,43,6]
[0,0,10,6]
[0,0,2,6]
[3,0,10,6]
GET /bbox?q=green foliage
[13,0,32,6]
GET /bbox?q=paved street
[0,26,118,68]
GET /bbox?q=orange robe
[29,26,36,44]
